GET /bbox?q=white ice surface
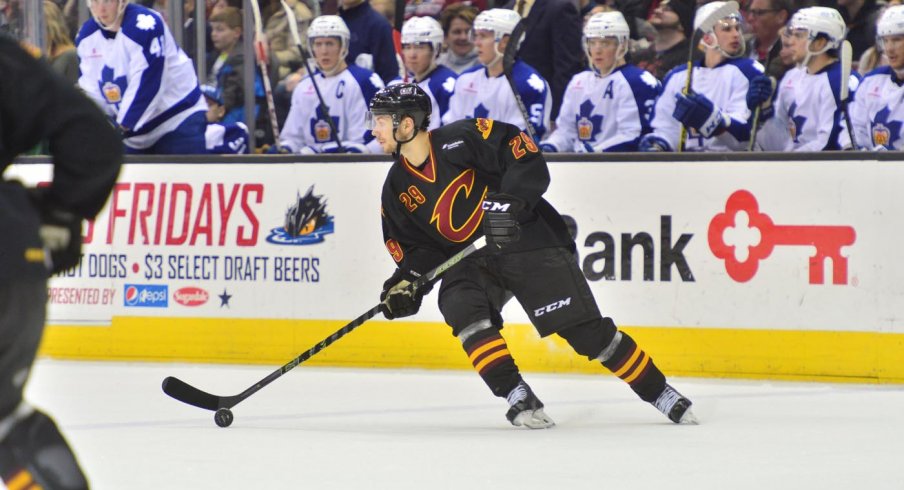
[19,360,904,489]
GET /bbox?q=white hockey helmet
[694,1,744,58]
[693,1,741,34]
[583,11,630,76]
[472,8,524,47]
[401,16,445,59]
[308,15,351,58]
[787,7,846,50]
[87,0,129,31]
[877,5,904,38]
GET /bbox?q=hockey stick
[840,40,858,150]
[747,40,782,151]
[281,0,345,151]
[250,0,283,150]
[162,236,488,422]
[677,1,739,152]
[501,20,537,142]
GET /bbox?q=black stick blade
[162,376,222,411]
[503,20,526,76]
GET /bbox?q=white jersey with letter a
[541,65,661,152]
[849,66,904,150]
[280,65,385,153]
[76,3,206,150]
[650,58,763,151]
[389,65,458,130]
[442,60,552,140]
[759,63,860,151]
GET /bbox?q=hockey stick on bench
[162,236,488,424]
[502,20,537,142]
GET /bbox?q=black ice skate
[653,384,697,424]
[505,381,555,429]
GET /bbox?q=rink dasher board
[6,156,902,382]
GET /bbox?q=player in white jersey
[757,7,859,151]
[388,16,457,131]
[850,5,904,151]
[640,2,764,152]
[77,0,208,154]
[539,12,660,153]
[278,16,385,154]
[441,9,552,140]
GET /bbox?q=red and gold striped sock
[462,331,522,398]
[600,332,666,403]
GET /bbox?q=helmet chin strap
[587,42,628,78]
[701,35,746,60]
[392,119,420,157]
[800,39,831,72]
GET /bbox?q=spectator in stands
[44,0,78,84]
[437,3,480,73]
[206,6,272,145]
[632,0,698,80]
[261,0,313,81]
[837,0,883,62]
[403,0,487,21]
[78,0,208,154]
[211,0,242,17]
[340,0,401,83]
[744,0,794,80]
[503,0,584,119]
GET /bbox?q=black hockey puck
[214,408,234,428]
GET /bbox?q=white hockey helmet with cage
[878,5,904,38]
[583,11,630,76]
[308,15,351,58]
[694,1,745,58]
[87,0,129,31]
[401,16,445,59]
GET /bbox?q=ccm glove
[380,268,428,319]
[28,189,82,274]
[673,92,728,138]
[482,193,525,249]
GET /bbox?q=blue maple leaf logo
[788,102,806,144]
[575,100,603,142]
[870,106,902,149]
[98,65,127,107]
[473,103,489,119]
[309,104,341,143]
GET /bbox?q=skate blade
[512,408,555,429]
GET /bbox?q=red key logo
[708,190,856,284]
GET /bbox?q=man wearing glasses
[744,0,795,80]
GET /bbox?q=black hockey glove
[380,268,430,320]
[482,193,525,249]
[28,188,83,274]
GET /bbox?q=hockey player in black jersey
[0,35,122,488]
[369,83,696,428]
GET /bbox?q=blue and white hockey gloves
[482,193,525,249]
[673,92,728,138]
[746,75,775,110]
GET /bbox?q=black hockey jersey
[380,118,573,277]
